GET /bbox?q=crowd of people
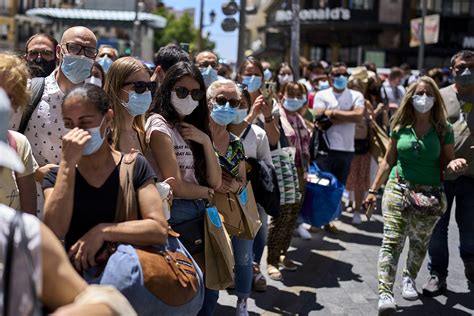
[1,25,473,316]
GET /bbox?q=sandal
[267,264,283,281]
[253,264,267,292]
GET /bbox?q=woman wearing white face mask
[145,62,222,316]
[85,62,105,88]
[273,62,295,95]
[105,57,156,154]
[364,77,468,315]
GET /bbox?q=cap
[0,88,24,173]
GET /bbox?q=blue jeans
[171,199,219,316]
[232,236,254,300]
[428,176,474,279]
[316,150,354,185]
[253,204,268,265]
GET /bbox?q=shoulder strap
[7,131,17,152]
[241,124,252,140]
[115,152,139,223]
[18,77,45,134]
[3,212,20,316]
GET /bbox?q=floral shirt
[217,133,246,178]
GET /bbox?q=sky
[162,0,239,63]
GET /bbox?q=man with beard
[24,33,58,78]
[424,50,474,296]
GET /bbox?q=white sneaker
[352,212,362,225]
[236,299,249,316]
[402,276,418,300]
[296,224,312,240]
[378,293,396,315]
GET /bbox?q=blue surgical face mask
[263,69,272,81]
[283,96,306,112]
[64,116,106,156]
[122,90,152,117]
[319,80,330,90]
[232,108,248,124]
[333,75,348,90]
[98,56,113,73]
[241,75,262,93]
[200,66,218,87]
[210,102,238,126]
[61,54,95,84]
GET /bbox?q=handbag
[271,143,301,206]
[354,138,370,155]
[368,121,389,163]
[91,152,204,315]
[171,216,204,255]
[236,182,262,240]
[213,190,245,237]
[301,162,345,227]
[204,206,234,290]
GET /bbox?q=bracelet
[368,189,378,195]
[264,115,274,123]
[207,188,215,205]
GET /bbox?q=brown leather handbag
[213,191,245,237]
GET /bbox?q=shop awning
[25,8,166,29]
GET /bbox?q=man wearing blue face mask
[195,51,223,88]
[97,45,118,73]
[10,26,97,216]
[424,50,474,296]
[313,62,365,232]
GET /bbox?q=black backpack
[18,77,45,134]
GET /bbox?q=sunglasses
[123,81,157,94]
[197,61,219,70]
[331,73,349,78]
[98,53,114,59]
[26,50,55,61]
[174,86,205,101]
[214,95,241,108]
[61,42,98,59]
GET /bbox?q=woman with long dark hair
[145,61,222,316]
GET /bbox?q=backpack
[18,78,45,134]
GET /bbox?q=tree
[154,7,216,56]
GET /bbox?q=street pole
[198,0,204,52]
[133,0,141,57]
[237,0,246,67]
[417,0,427,72]
[290,0,300,80]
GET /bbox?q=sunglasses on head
[174,86,205,101]
[123,81,157,94]
[214,95,241,108]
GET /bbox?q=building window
[441,0,470,15]
[306,0,374,10]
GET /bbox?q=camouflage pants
[266,167,305,266]
[378,179,447,295]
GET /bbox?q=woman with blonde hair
[364,76,468,315]
[104,56,156,153]
[0,52,38,214]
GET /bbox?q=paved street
[217,207,473,315]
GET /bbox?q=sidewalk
[217,209,473,315]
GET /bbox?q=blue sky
[162,0,239,63]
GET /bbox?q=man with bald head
[195,50,221,87]
[11,26,97,214]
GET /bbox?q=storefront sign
[275,8,351,23]
[409,14,440,47]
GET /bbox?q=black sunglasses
[123,81,157,94]
[197,61,219,70]
[331,73,349,78]
[61,42,98,59]
[214,95,241,108]
[174,86,205,101]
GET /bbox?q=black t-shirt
[42,155,157,250]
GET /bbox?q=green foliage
[154,7,216,55]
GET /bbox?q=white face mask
[171,91,199,116]
[412,94,435,113]
[85,76,102,88]
[278,74,294,85]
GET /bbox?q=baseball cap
[0,88,25,173]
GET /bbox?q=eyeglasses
[123,81,157,94]
[214,95,241,108]
[196,61,219,70]
[61,42,98,59]
[26,50,55,61]
[174,86,205,101]
[98,52,114,59]
[331,73,349,78]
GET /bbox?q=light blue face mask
[122,91,152,117]
[210,102,238,126]
[232,108,248,124]
[263,69,272,81]
[64,116,106,156]
[200,66,218,87]
[333,75,348,90]
[283,96,306,112]
[319,80,330,90]
[98,56,113,73]
[241,75,262,93]
[61,54,95,84]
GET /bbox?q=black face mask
[27,58,57,77]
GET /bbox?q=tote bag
[271,143,301,206]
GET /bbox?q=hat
[349,66,369,83]
[0,88,24,173]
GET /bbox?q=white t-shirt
[313,88,365,152]
[145,114,198,184]
[238,124,272,165]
